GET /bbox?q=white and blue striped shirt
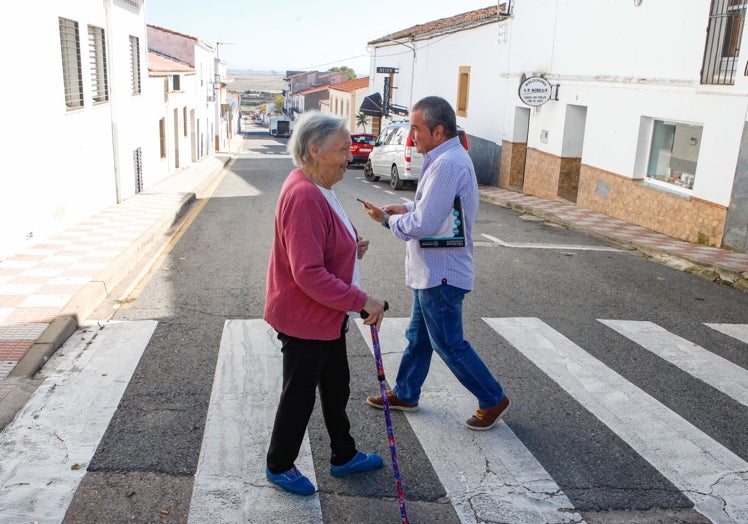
[389,136,478,290]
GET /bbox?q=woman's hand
[356,237,369,260]
[361,296,386,331]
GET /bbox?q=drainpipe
[104,0,122,202]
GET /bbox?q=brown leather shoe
[465,395,509,430]
[366,390,419,412]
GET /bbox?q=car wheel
[390,165,404,190]
[364,160,379,182]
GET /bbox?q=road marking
[601,320,748,407]
[482,233,621,252]
[355,318,582,524]
[0,320,155,524]
[705,323,748,344]
[116,159,231,309]
[188,320,322,524]
[485,317,748,524]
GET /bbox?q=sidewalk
[0,135,243,427]
[2,137,747,426]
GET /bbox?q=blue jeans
[393,284,505,409]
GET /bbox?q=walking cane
[361,303,409,524]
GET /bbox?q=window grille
[88,25,109,103]
[701,0,746,85]
[133,147,143,193]
[130,35,141,94]
[59,17,83,110]
[115,0,141,12]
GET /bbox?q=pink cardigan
[264,169,367,340]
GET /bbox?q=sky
[145,0,497,75]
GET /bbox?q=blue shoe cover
[266,466,315,496]
[330,451,384,478]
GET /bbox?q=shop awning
[359,93,383,116]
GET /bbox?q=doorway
[558,104,587,202]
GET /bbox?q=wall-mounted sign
[518,76,553,107]
[383,76,391,116]
[376,67,399,74]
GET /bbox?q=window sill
[639,178,692,200]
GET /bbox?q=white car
[364,121,468,190]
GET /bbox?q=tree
[328,66,357,81]
[356,113,370,133]
[273,94,285,114]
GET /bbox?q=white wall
[0,0,148,259]
[509,0,748,207]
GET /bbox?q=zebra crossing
[0,317,746,523]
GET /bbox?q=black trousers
[266,326,357,474]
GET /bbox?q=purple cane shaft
[369,324,409,524]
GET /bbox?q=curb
[6,194,198,379]
[9,315,79,379]
[10,148,237,384]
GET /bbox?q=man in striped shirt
[361,96,510,430]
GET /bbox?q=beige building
[327,77,371,134]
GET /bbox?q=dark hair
[412,96,457,138]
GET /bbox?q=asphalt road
[6,129,746,524]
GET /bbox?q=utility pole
[215,42,235,61]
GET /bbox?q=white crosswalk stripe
[188,319,322,524]
[485,317,748,524]
[600,320,748,407]
[0,320,155,524]
[705,323,748,344]
[355,318,583,524]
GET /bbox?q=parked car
[349,133,378,166]
[364,121,468,189]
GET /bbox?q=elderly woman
[264,111,387,496]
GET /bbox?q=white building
[147,25,218,164]
[0,0,154,259]
[0,2,232,261]
[366,1,748,252]
[328,77,371,134]
[147,50,196,181]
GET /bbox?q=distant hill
[227,70,284,93]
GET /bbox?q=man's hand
[382,204,407,215]
[358,200,386,223]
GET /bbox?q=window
[88,25,108,103]
[184,107,188,136]
[379,125,400,145]
[129,35,141,94]
[115,0,141,11]
[59,17,83,110]
[172,74,180,91]
[702,0,746,85]
[646,119,702,190]
[394,127,408,145]
[456,66,471,117]
[159,118,166,158]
